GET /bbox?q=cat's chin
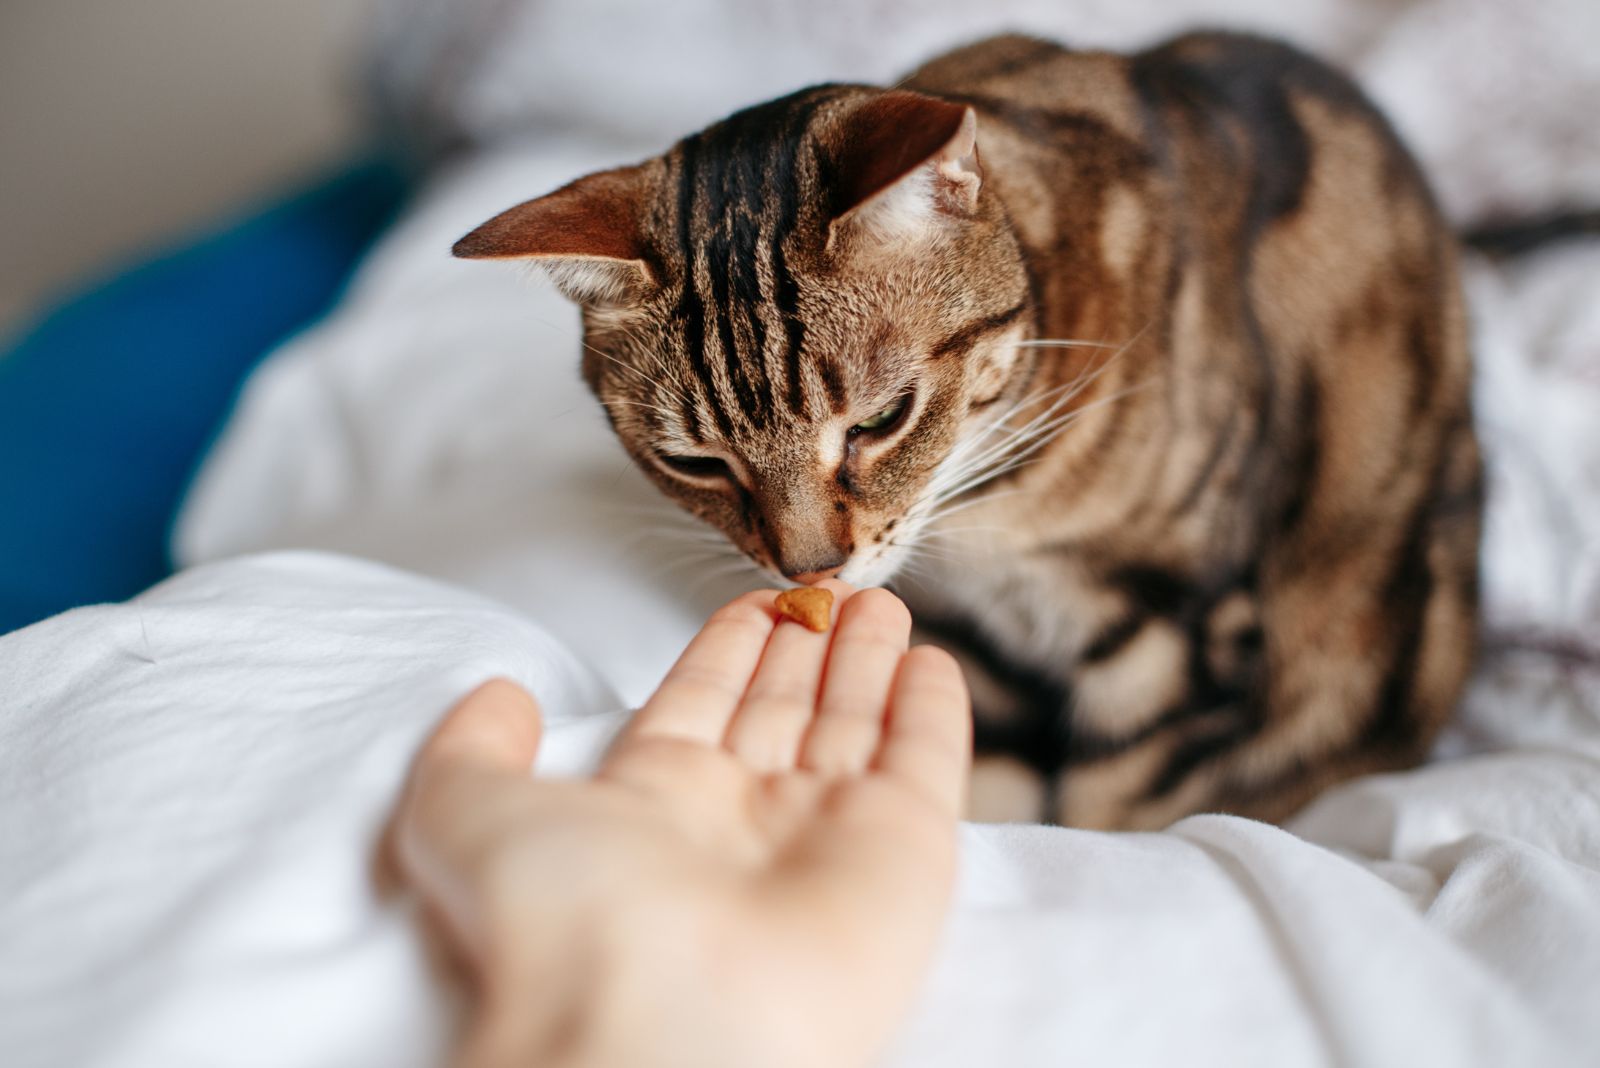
[835,546,908,590]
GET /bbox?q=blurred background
[0,0,403,632]
[0,0,372,335]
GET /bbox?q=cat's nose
[780,554,847,585]
[786,565,844,585]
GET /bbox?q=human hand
[392,582,971,1068]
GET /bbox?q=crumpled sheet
[2,545,1594,1067]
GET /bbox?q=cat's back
[904,30,1435,205]
[1127,31,1472,441]
[901,33,1146,145]
[904,30,1387,123]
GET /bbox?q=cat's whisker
[884,545,936,584]
[597,501,723,533]
[897,541,969,565]
[609,512,728,537]
[891,535,988,580]
[956,392,1071,461]
[963,393,1083,464]
[604,398,690,423]
[949,333,1153,482]
[929,486,1031,511]
[696,555,776,600]
[639,523,757,566]
[597,353,696,409]
[978,376,1153,468]
[597,500,694,518]
[622,530,733,554]
[914,490,1029,529]
[929,405,1059,497]
[518,305,698,411]
[694,555,766,586]
[926,398,1080,501]
[924,361,1111,483]
[915,521,1011,539]
[652,543,739,568]
[665,559,754,596]
[604,514,705,534]
[648,557,707,583]
[1013,338,1121,349]
[921,530,1004,556]
[920,376,1154,512]
[931,347,1134,491]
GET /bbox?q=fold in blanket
[2,552,1596,1067]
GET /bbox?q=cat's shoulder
[905,30,1367,109]
[900,33,1078,94]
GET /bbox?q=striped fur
[455,32,1481,829]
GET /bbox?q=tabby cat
[454,32,1482,829]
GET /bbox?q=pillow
[0,160,406,634]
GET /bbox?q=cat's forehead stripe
[668,89,841,436]
[770,97,820,419]
[671,135,736,441]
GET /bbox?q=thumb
[418,677,545,774]
[385,679,546,973]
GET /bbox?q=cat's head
[455,86,1031,586]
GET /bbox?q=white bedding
[5,0,1600,1065]
[4,552,1595,1068]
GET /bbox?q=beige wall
[0,0,373,336]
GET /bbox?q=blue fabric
[0,160,408,634]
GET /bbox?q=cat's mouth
[744,539,906,590]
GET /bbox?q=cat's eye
[851,394,911,436]
[657,453,732,481]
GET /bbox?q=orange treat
[774,587,834,632]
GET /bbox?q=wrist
[458,893,751,1068]
[458,909,626,1068]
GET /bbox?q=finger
[416,678,544,775]
[397,679,544,865]
[723,579,854,772]
[622,589,781,748]
[390,679,545,962]
[875,645,972,818]
[798,588,912,776]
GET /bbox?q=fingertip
[839,586,913,632]
[906,643,966,687]
[813,577,859,614]
[710,588,784,626]
[393,679,543,903]
[422,677,545,774]
[899,645,973,745]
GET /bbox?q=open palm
[395,582,971,1068]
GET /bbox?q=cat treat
[774,588,834,632]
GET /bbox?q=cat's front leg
[903,612,1066,823]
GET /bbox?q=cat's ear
[829,92,981,248]
[452,165,654,305]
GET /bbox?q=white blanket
[6,0,1600,1064]
[4,550,1595,1068]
